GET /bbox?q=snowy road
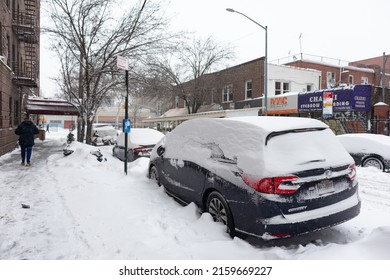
[1,130,390,260]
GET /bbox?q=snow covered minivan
[148,116,361,239]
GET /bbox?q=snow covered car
[112,128,165,162]
[91,124,118,146]
[148,116,361,239]
[337,133,390,172]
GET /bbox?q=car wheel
[206,191,235,237]
[362,157,384,171]
[149,165,160,186]
[127,151,135,162]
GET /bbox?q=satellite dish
[328,79,336,88]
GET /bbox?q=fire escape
[11,0,39,88]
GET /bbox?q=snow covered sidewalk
[1,129,390,260]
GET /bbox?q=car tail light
[132,147,149,153]
[242,175,299,194]
[271,233,291,238]
[347,163,357,181]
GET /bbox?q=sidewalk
[0,135,65,170]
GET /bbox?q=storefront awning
[26,97,79,116]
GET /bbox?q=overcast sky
[40,0,390,97]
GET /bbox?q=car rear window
[263,128,352,175]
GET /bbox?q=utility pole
[382,52,388,103]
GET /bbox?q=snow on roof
[300,59,375,73]
[374,102,389,106]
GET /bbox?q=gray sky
[40,0,390,97]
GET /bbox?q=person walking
[15,115,39,166]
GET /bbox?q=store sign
[298,85,371,113]
[268,94,298,115]
[298,91,323,112]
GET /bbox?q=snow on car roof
[93,125,116,130]
[117,128,165,147]
[158,116,350,177]
[221,116,328,132]
[337,133,390,158]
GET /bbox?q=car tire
[206,191,235,238]
[127,151,135,162]
[149,165,161,186]
[362,157,384,171]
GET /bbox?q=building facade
[176,57,321,111]
[0,0,40,156]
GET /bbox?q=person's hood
[22,120,34,125]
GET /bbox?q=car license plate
[317,180,335,195]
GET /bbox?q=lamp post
[226,8,268,115]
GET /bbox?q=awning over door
[26,97,79,116]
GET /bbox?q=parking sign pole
[124,70,129,174]
[117,55,130,175]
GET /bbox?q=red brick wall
[178,58,265,110]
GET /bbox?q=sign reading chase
[298,85,371,113]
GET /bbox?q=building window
[361,77,368,84]
[14,100,19,125]
[9,96,12,126]
[0,22,2,56]
[275,81,290,95]
[306,84,312,91]
[6,35,10,66]
[326,71,336,88]
[175,96,179,108]
[275,82,281,95]
[222,85,233,102]
[348,75,354,85]
[245,80,252,99]
[283,82,290,93]
[0,91,2,128]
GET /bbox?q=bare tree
[44,0,178,143]
[149,36,234,114]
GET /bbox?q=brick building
[0,0,40,156]
[176,57,321,111]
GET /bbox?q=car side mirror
[157,146,165,157]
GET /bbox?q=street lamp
[226,8,268,115]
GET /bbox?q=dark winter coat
[15,120,39,147]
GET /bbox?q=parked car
[113,128,165,162]
[337,133,390,172]
[91,124,118,146]
[148,116,361,239]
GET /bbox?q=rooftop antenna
[299,33,303,59]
